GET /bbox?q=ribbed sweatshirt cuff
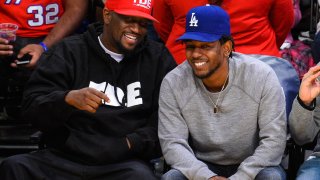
[297,95,316,111]
[126,133,143,153]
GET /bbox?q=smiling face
[102,9,150,54]
[185,40,227,79]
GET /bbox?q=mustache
[124,31,141,38]
[189,57,208,62]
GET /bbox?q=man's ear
[223,40,232,57]
[103,8,112,24]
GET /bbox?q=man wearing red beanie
[0,0,176,179]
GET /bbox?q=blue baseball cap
[177,5,230,42]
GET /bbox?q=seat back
[251,55,300,119]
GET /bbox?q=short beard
[193,61,220,79]
[114,40,135,56]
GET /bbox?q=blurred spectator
[289,65,320,180]
[280,0,302,50]
[280,0,316,79]
[0,0,88,120]
[311,0,320,64]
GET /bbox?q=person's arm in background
[289,66,320,145]
[13,0,88,68]
[269,0,294,48]
[153,0,174,43]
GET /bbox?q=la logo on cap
[134,0,151,9]
[189,13,198,27]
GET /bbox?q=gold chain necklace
[206,73,229,113]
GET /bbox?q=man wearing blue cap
[0,0,176,179]
[158,5,287,180]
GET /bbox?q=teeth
[124,33,137,40]
[194,62,206,67]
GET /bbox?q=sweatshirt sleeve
[289,97,320,145]
[158,78,216,180]
[229,70,287,180]
[269,0,294,48]
[126,46,177,160]
[22,47,76,132]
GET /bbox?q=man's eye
[123,17,134,23]
[186,46,195,50]
[139,21,150,28]
[200,45,212,50]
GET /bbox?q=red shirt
[1,0,64,37]
[222,0,294,57]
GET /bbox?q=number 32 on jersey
[5,0,61,27]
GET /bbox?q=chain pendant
[213,106,218,113]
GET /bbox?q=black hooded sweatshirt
[22,23,177,165]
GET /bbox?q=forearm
[161,138,216,180]
[126,124,162,159]
[159,108,214,179]
[22,49,76,130]
[158,81,215,180]
[230,120,286,179]
[42,0,88,48]
[65,132,132,164]
[289,98,320,145]
[22,89,74,131]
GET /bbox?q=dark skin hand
[65,87,110,113]
[299,65,320,105]
[1,0,88,69]
[209,176,228,180]
[0,37,13,57]
[65,87,132,149]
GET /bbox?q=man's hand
[10,44,44,69]
[126,138,131,149]
[299,65,320,105]
[0,37,14,57]
[65,87,110,113]
[209,176,228,180]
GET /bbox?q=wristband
[39,42,48,52]
[297,95,316,111]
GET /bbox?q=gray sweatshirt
[289,97,320,157]
[158,52,287,180]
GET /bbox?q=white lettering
[89,81,142,107]
[133,0,151,9]
[189,13,198,27]
[127,82,142,107]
